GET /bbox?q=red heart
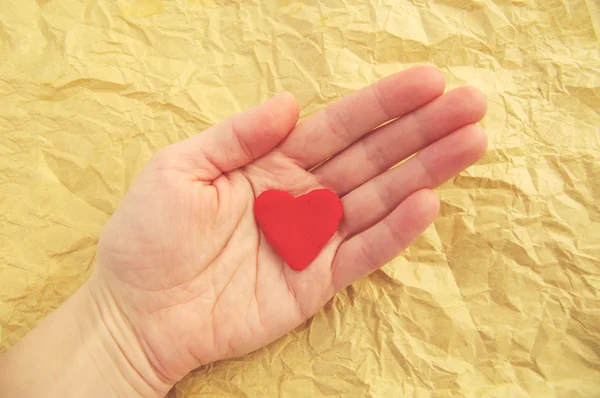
[254,189,343,271]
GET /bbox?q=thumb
[157,92,300,180]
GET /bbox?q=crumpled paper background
[1,0,599,396]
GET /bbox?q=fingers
[278,66,446,169]
[331,189,440,292]
[313,87,487,195]
[155,92,300,180]
[340,124,488,238]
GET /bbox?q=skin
[0,66,487,397]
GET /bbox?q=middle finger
[312,86,487,196]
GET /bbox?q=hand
[90,66,487,388]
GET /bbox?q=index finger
[277,66,445,169]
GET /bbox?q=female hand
[86,66,486,393]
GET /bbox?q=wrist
[83,276,175,397]
[0,278,173,398]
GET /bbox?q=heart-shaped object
[254,189,343,271]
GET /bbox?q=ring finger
[339,124,488,238]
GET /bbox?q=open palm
[90,67,487,384]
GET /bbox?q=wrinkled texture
[0,0,599,397]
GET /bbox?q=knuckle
[357,240,379,271]
[259,102,280,133]
[375,179,395,210]
[325,106,351,141]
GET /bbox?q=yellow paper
[1,0,599,397]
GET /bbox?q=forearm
[0,280,172,398]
